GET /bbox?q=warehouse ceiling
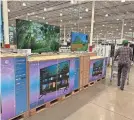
[8,0,134,41]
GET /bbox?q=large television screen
[71,32,88,51]
[16,19,60,53]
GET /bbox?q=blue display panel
[15,58,27,115]
[1,57,27,120]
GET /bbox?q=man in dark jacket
[114,40,133,90]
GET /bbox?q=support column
[63,25,66,44]
[2,0,10,48]
[89,1,95,52]
[121,19,124,44]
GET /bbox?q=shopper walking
[114,40,133,90]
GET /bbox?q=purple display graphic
[1,58,15,120]
[89,58,107,81]
[29,58,76,109]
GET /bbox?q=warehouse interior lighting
[22,2,26,6]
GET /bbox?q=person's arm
[114,48,120,60]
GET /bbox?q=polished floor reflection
[27,67,134,120]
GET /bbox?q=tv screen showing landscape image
[16,19,60,53]
[71,32,88,51]
[92,60,103,76]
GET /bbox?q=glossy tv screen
[71,32,88,51]
[16,19,60,53]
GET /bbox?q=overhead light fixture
[102,25,105,26]
[105,14,108,17]
[79,16,82,19]
[85,8,89,12]
[36,16,38,18]
[124,24,127,26]
[85,26,87,28]
[8,9,10,12]
[60,25,62,27]
[60,13,63,16]
[121,0,125,2]
[27,13,30,16]
[129,28,132,31]
[116,19,119,21]
[116,29,118,31]
[44,8,47,11]
[60,20,62,22]
[46,22,48,24]
[71,0,75,4]
[30,20,32,21]
[22,2,26,6]
[43,17,45,19]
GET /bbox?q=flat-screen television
[16,19,60,53]
[71,32,88,51]
[40,61,70,96]
[92,60,103,76]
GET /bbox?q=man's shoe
[120,88,124,91]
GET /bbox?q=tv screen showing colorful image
[71,32,88,51]
[16,19,60,53]
[92,60,103,76]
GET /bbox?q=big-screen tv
[71,32,88,51]
[16,19,60,53]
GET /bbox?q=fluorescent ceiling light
[36,16,38,17]
[124,24,127,26]
[121,0,125,2]
[60,13,63,16]
[8,9,10,12]
[105,14,108,17]
[60,20,62,22]
[27,13,30,16]
[22,2,26,6]
[30,20,32,21]
[116,19,119,21]
[116,29,118,31]
[129,28,132,31]
[102,25,105,26]
[44,8,47,11]
[79,16,82,19]
[85,8,89,12]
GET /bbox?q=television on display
[40,61,70,96]
[71,32,88,51]
[92,60,103,76]
[16,19,60,53]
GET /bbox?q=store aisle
[27,67,134,120]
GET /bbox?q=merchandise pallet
[30,97,61,116]
[9,112,29,120]
[72,88,81,95]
